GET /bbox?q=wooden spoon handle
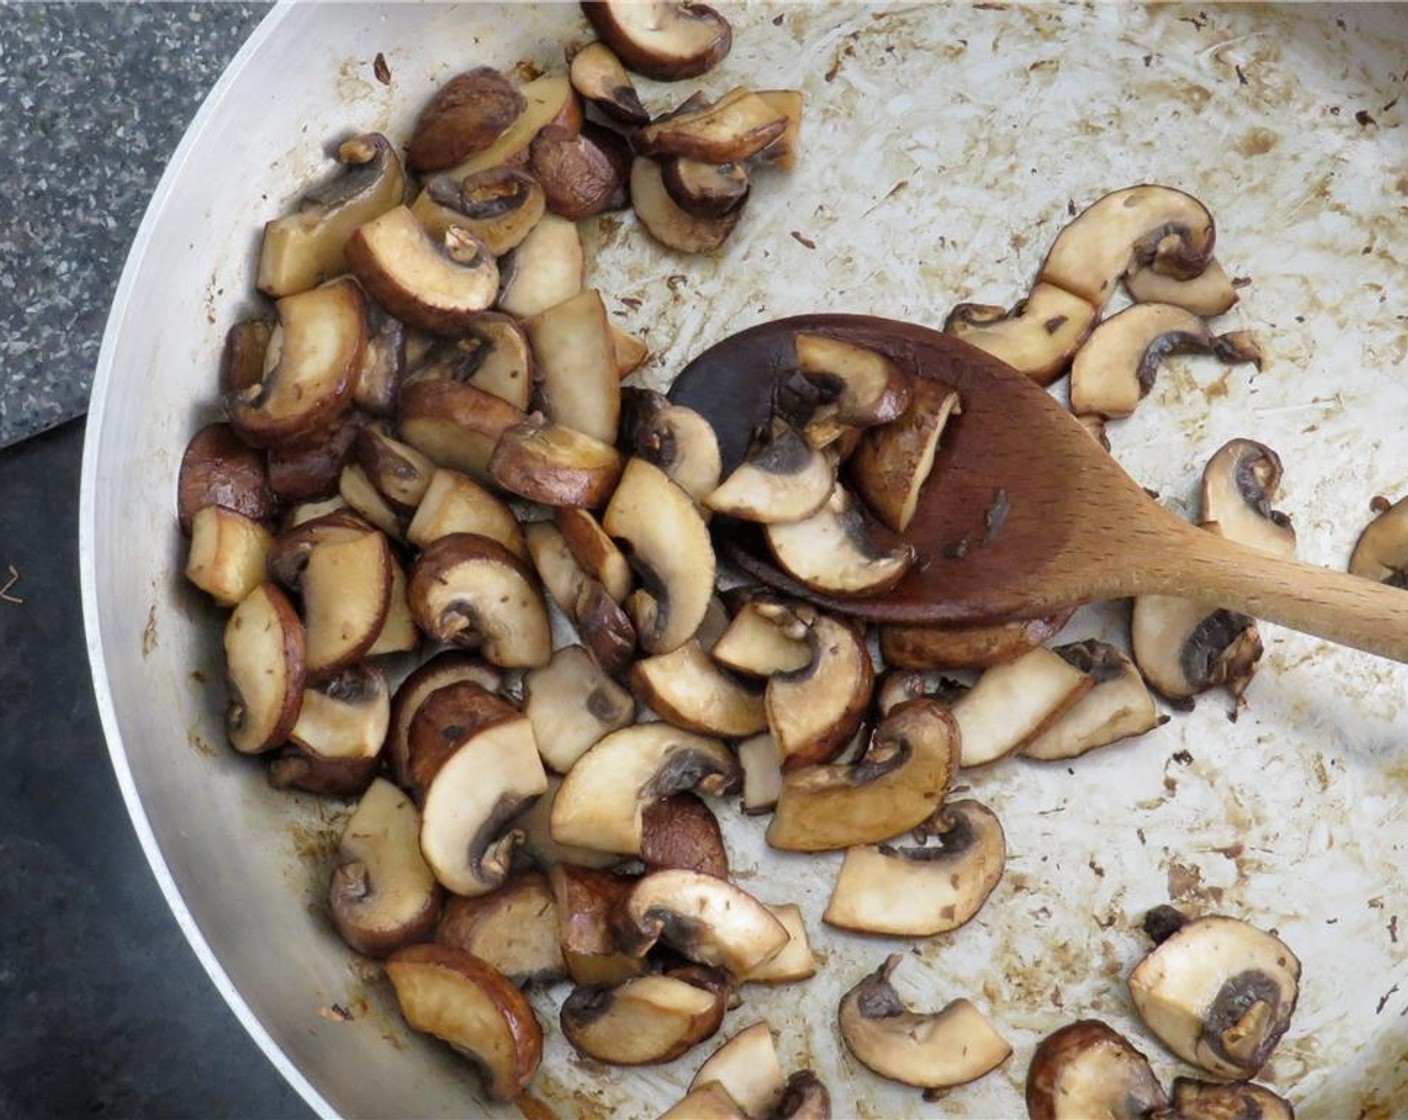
[1134,521,1408,662]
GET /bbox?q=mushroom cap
[850,381,960,534]
[568,41,649,126]
[879,610,1074,670]
[628,639,768,738]
[223,583,306,755]
[559,970,728,1065]
[619,869,790,975]
[630,155,742,254]
[177,422,276,534]
[435,872,566,987]
[582,1,732,82]
[1025,1019,1168,1120]
[1156,1077,1295,1120]
[385,652,503,789]
[413,166,547,256]
[619,390,723,504]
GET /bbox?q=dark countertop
[0,2,270,449]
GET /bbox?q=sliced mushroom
[1022,640,1161,761]
[792,333,912,448]
[618,869,788,974]
[407,313,535,410]
[550,723,739,855]
[738,903,816,985]
[185,506,273,607]
[577,576,637,671]
[408,533,551,667]
[405,679,520,802]
[257,133,406,298]
[265,510,373,590]
[366,558,419,657]
[662,157,749,219]
[338,462,402,539]
[441,73,582,181]
[1025,1019,1169,1120]
[266,413,367,503]
[629,641,768,737]
[386,651,503,789]
[385,944,542,1101]
[302,528,394,675]
[764,481,915,598]
[705,419,834,523]
[280,493,354,531]
[640,793,730,879]
[523,644,636,773]
[516,779,622,872]
[555,508,632,602]
[352,302,407,416]
[944,283,1097,386]
[1125,256,1240,317]
[1128,913,1301,1079]
[711,598,811,678]
[837,955,1011,1093]
[177,422,276,534]
[568,41,649,126]
[220,317,274,394]
[396,377,528,485]
[630,156,741,254]
[612,324,649,379]
[604,457,716,654]
[496,212,585,319]
[411,166,546,255]
[1199,439,1296,559]
[354,425,438,516]
[1038,184,1217,309]
[1132,597,1262,703]
[737,733,782,815]
[661,1082,748,1120]
[489,417,624,509]
[824,800,1005,937]
[436,872,566,987]
[524,519,591,614]
[850,381,960,534]
[560,968,729,1065]
[689,1021,785,1119]
[530,124,628,220]
[1153,1077,1295,1120]
[405,67,525,174]
[329,777,441,957]
[223,583,305,754]
[521,288,620,444]
[272,663,390,796]
[549,863,647,984]
[767,699,959,852]
[581,1,732,81]
[765,610,872,769]
[1349,494,1408,585]
[226,279,366,448]
[420,712,548,896]
[620,389,723,503]
[346,206,499,336]
[879,610,1074,670]
[949,645,1093,767]
[1069,303,1261,420]
[775,1071,830,1119]
[406,467,527,558]
[637,88,785,163]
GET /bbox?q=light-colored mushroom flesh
[949,645,1093,767]
[689,1021,786,1119]
[705,419,835,524]
[1125,257,1239,317]
[628,640,768,738]
[1349,494,1408,586]
[1021,640,1161,761]
[764,481,915,598]
[619,869,790,974]
[436,872,566,986]
[1025,1019,1169,1120]
[559,970,728,1066]
[765,610,873,769]
[850,382,960,534]
[944,282,1097,386]
[524,644,635,773]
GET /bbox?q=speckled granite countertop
[0,1,271,448]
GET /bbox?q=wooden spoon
[668,314,1408,662]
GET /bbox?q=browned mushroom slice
[1199,439,1296,559]
[338,462,402,538]
[385,651,503,789]
[950,645,1093,767]
[837,955,1011,1093]
[555,508,632,602]
[734,904,815,986]
[688,1021,785,1119]
[637,88,785,163]
[221,317,274,394]
[302,529,394,675]
[1132,597,1263,703]
[517,779,622,872]
[792,333,912,448]
[1154,1077,1294,1120]
[346,206,499,336]
[385,944,542,1101]
[560,968,729,1065]
[1069,302,1261,419]
[764,481,915,598]
[754,90,803,168]
[705,419,834,524]
[618,869,789,974]
[1025,1020,1169,1120]
[352,303,407,416]
[631,156,741,253]
[265,413,366,504]
[1129,912,1301,1080]
[1125,257,1240,317]
[629,640,768,737]
[489,418,623,509]
[604,458,716,654]
[548,863,646,984]
[441,74,582,181]
[530,124,628,221]
[396,378,527,485]
[406,67,526,174]
[568,40,649,126]
[272,662,389,796]
[612,325,649,379]
[411,167,546,254]
[350,426,434,518]
[257,133,406,298]
[550,723,738,855]
[661,1083,748,1120]
[944,283,1097,386]
[524,520,591,615]
[766,610,872,769]
[581,1,732,81]
[1349,494,1408,585]
[226,279,366,448]
[522,288,620,444]
[851,382,960,533]
[737,733,782,815]
[768,700,958,852]
[824,800,1005,937]
[775,1071,830,1119]
[712,598,811,678]
[436,872,566,987]
[177,422,276,534]
[1037,184,1217,309]
[408,312,535,410]
[496,212,585,319]
[185,507,273,607]
[265,510,373,590]
[620,389,723,503]
[661,157,749,219]
[879,610,1075,670]
[223,583,305,754]
[405,681,520,802]
[366,558,418,657]
[524,644,635,773]
[329,778,442,958]
[640,793,729,879]
[406,468,526,557]
[1021,640,1160,761]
